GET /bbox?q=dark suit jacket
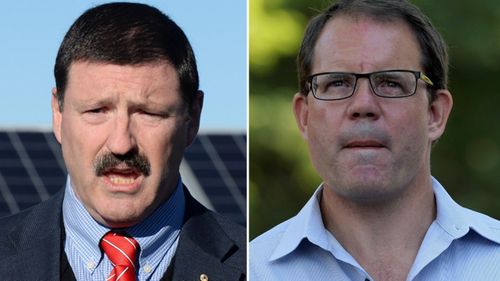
[0,187,246,280]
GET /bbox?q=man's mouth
[103,168,141,186]
[107,175,137,185]
[344,140,385,149]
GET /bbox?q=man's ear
[428,89,453,142]
[293,93,309,140]
[51,87,63,144]
[186,90,204,146]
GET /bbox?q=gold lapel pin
[200,273,209,281]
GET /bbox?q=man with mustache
[251,0,499,280]
[0,3,245,280]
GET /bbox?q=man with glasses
[250,0,500,280]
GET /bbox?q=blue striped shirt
[250,177,500,281]
[63,176,185,281]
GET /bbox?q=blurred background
[250,0,500,239]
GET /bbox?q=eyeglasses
[307,70,434,101]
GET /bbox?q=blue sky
[0,1,247,131]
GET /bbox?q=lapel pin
[200,273,208,281]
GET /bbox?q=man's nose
[346,79,381,120]
[106,114,137,155]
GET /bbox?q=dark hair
[54,2,199,110]
[297,0,448,101]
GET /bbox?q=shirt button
[454,224,461,231]
[86,260,96,270]
[144,264,153,273]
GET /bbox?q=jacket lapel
[170,187,245,281]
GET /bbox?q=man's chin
[329,178,401,205]
[99,215,142,229]
[90,206,147,228]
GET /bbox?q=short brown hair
[54,2,199,110]
[297,0,448,101]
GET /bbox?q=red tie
[100,232,139,281]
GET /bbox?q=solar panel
[184,134,246,224]
[0,129,246,225]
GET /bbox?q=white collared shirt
[250,177,500,281]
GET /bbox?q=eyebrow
[70,96,115,110]
[71,96,183,113]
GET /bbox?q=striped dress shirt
[250,177,500,281]
[63,176,185,281]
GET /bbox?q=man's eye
[384,80,402,88]
[375,76,404,89]
[141,110,155,116]
[86,108,106,114]
[140,110,167,118]
[330,80,346,87]
[325,79,351,90]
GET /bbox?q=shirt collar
[270,184,354,263]
[432,177,500,244]
[270,177,500,262]
[128,179,184,263]
[63,175,185,272]
[63,176,109,268]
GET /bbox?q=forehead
[311,16,422,73]
[65,61,180,101]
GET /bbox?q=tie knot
[100,231,139,281]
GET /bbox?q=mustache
[94,151,151,176]
[338,124,391,147]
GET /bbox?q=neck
[320,175,435,281]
